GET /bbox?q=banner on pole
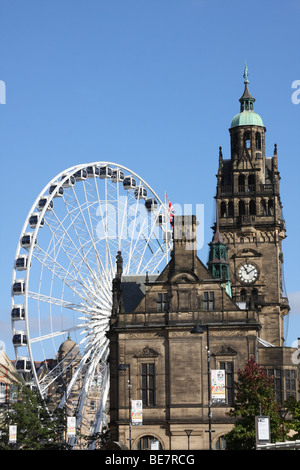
[131,400,143,426]
[9,425,17,443]
[211,369,226,403]
[67,416,76,437]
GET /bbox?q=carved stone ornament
[134,346,159,358]
[213,345,237,356]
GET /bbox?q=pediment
[134,346,159,358]
[213,345,237,356]
[170,272,199,283]
[235,248,261,258]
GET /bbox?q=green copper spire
[239,63,255,112]
[230,63,264,128]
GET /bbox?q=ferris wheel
[11,162,172,447]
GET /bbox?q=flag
[166,194,175,227]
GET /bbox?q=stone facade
[107,72,299,450]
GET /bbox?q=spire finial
[243,61,249,84]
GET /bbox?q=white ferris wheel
[11,162,172,447]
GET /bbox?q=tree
[0,384,69,450]
[79,426,111,449]
[284,396,300,440]
[224,356,282,450]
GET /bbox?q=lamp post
[184,429,192,450]
[278,407,289,442]
[117,363,132,449]
[190,324,213,450]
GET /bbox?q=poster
[131,400,143,426]
[9,425,17,443]
[257,416,270,441]
[67,416,76,437]
[211,369,226,403]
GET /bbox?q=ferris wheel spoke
[70,183,111,274]
[136,215,166,272]
[29,326,83,344]
[42,207,104,292]
[27,290,103,314]
[39,347,83,396]
[12,162,172,448]
[30,246,103,308]
[62,186,116,294]
[89,368,110,449]
[125,194,149,273]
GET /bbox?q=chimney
[173,215,197,273]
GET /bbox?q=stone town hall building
[107,68,298,450]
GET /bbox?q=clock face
[238,263,258,284]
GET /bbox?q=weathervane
[243,62,249,84]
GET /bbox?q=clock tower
[215,64,289,346]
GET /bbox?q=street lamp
[190,324,213,450]
[184,429,192,450]
[278,407,289,442]
[117,363,132,449]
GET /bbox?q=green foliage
[79,426,110,449]
[224,356,282,450]
[285,396,300,440]
[0,384,69,450]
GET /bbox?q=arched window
[251,288,259,307]
[255,132,261,149]
[228,201,234,218]
[251,288,258,301]
[239,200,245,216]
[135,436,163,450]
[268,199,274,215]
[260,199,267,216]
[248,174,256,192]
[238,175,245,192]
[249,199,256,215]
[220,202,227,218]
[244,131,251,149]
[214,436,227,450]
[240,289,247,302]
[221,265,228,280]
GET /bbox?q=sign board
[131,400,143,426]
[211,369,226,403]
[255,416,271,445]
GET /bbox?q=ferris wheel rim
[11,161,172,433]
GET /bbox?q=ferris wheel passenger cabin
[11,305,25,321]
[99,166,112,179]
[38,197,54,211]
[123,176,136,190]
[112,169,125,182]
[145,198,158,212]
[134,186,148,200]
[15,357,32,374]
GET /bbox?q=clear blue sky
[1,0,299,358]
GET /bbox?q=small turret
[207,210,231,296]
